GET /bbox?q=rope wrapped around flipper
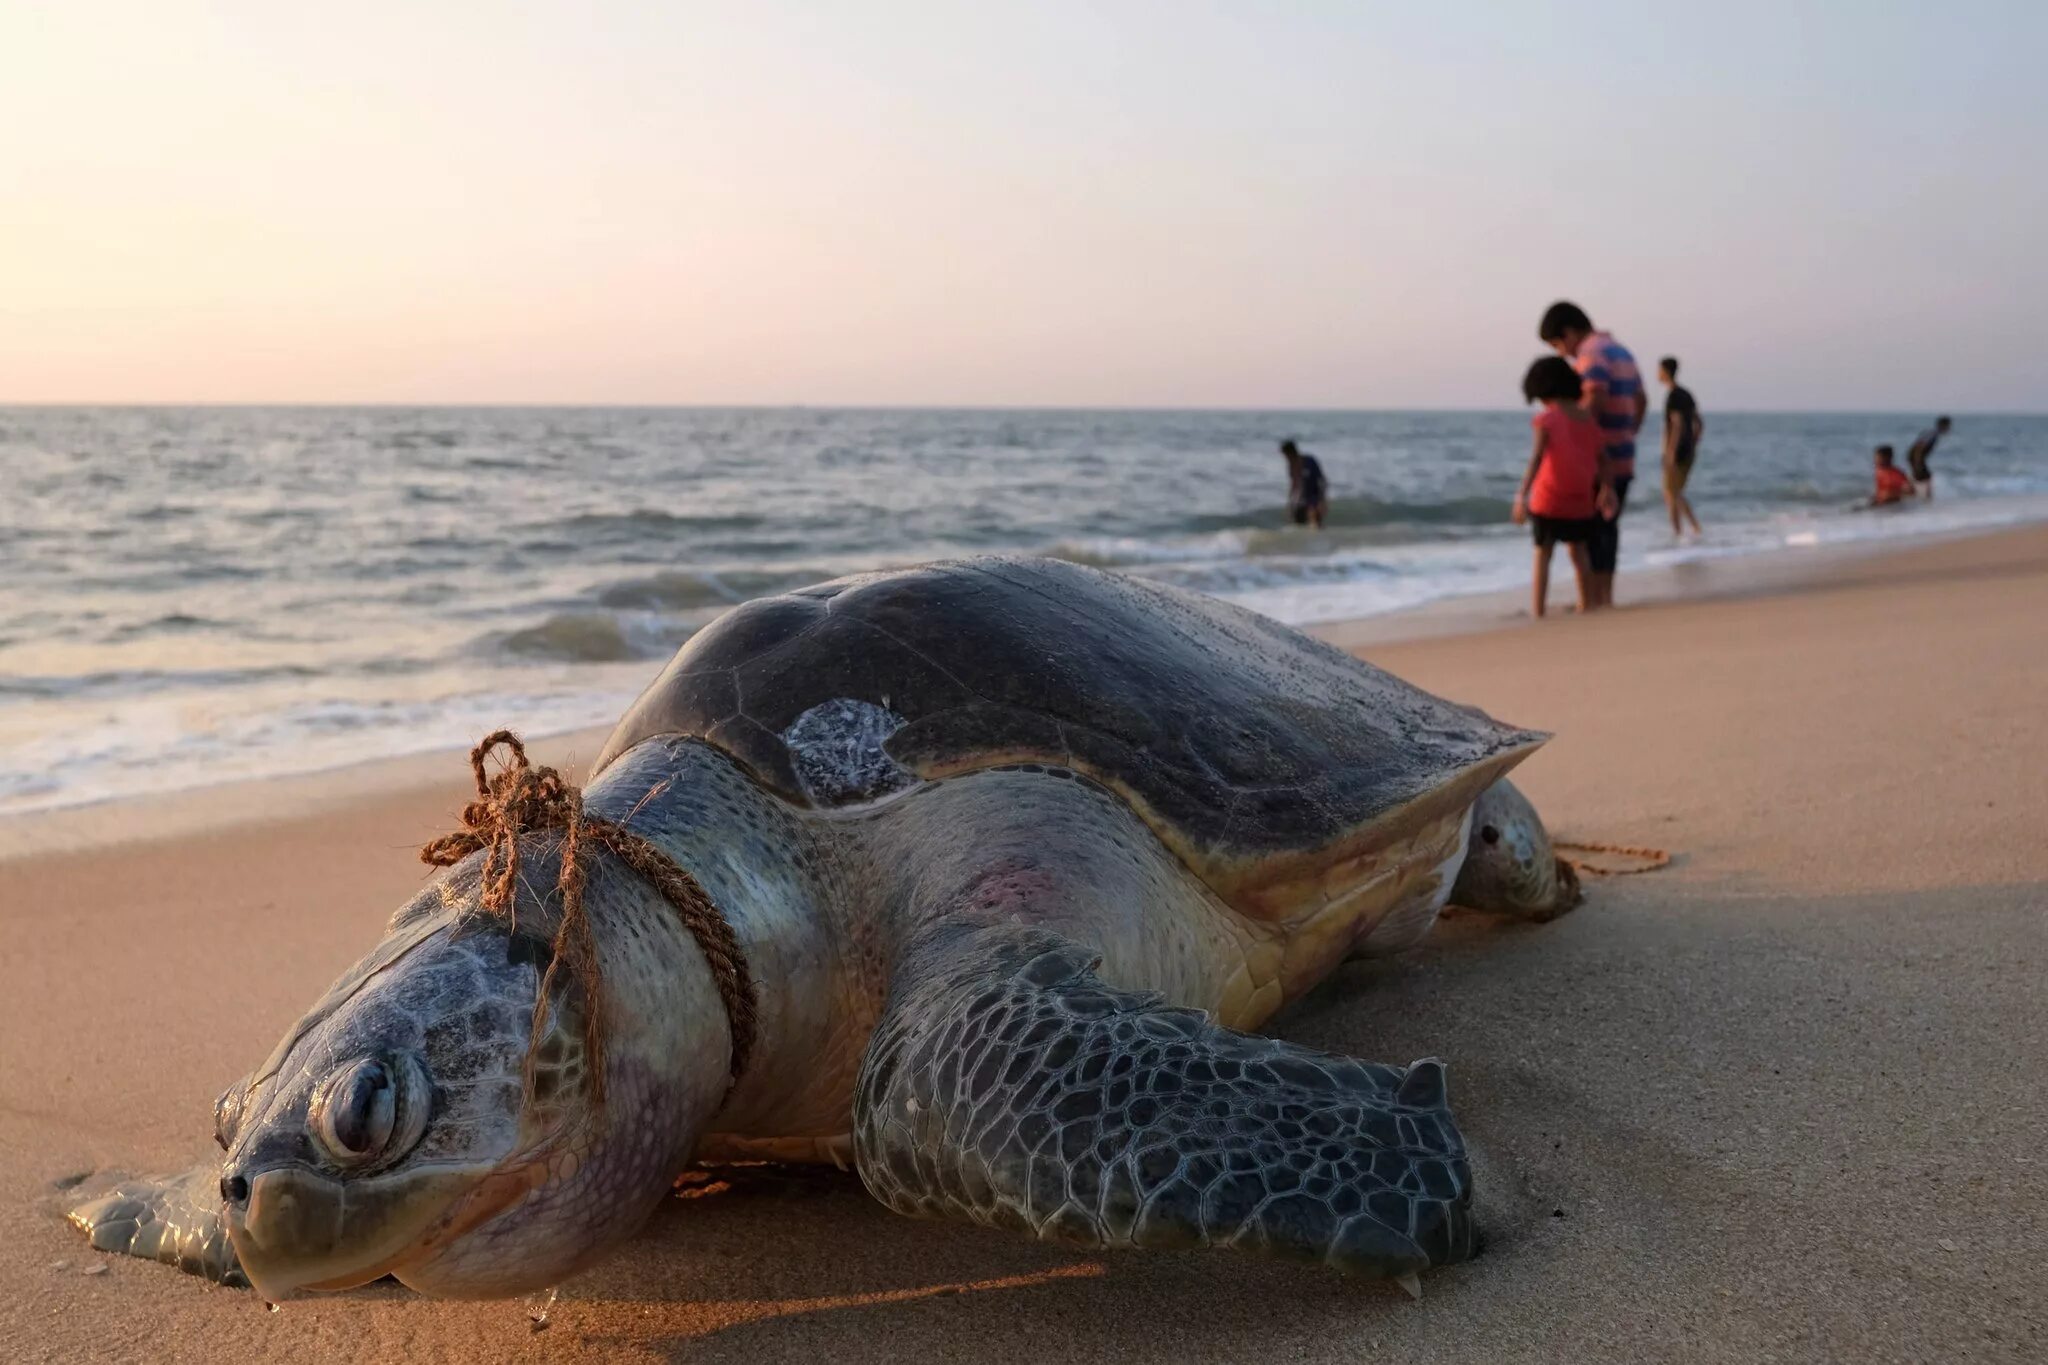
[420,731,756,1102]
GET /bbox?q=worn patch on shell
[782,698,915,805]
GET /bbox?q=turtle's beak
[223,1162,488,1300]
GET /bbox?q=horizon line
[2,401,2039,418]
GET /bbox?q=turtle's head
[1447,778,1582,921]
[215,877,729,1300]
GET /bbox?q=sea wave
[0,664,323,702]
[1046,531,1254,568]
[1180,494,1515,533]
[0,682,641,814]
[107,612,231,639]
[537,509,769,542]
[593,566,819,611]
[494,611,688,664]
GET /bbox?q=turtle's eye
[213,1082,247,1152]
[310,1054,430,1171]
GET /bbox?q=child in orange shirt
[1866,445,1917,508]
[1511,357,1615,617]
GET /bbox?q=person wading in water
[1905,416,1951,499]
[1657,356,1704,539]
[1279,439,1328,529]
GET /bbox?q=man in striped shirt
[1539,301,1646,609]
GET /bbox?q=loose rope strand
[1554,839,1672,877]
[420,731,756,1105]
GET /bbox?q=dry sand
[3,527,2044,1363]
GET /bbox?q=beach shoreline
[10,403,2048,827]
[4,513,2038,863]
[4,524,2044,1362]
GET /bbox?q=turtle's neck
[580,736,886,1139]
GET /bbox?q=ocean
[4,406,2044,815]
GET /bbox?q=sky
[2,1,2044,409]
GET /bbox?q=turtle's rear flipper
[853,921,1474,1279]
[69,1165,247,1287]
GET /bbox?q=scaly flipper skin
[854,921,1475,1277]
[69,1166,245,1287]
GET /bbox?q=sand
[3,527,2044,1363]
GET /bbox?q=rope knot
[421,731,583,920]
[419,730,757,1108]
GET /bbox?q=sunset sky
[3,2,2043,409]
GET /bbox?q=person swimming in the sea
[1861,445,1918,509]
[1279,439,1328,529]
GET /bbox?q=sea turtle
[69,556,1579,1301]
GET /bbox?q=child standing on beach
[1511,357,1612,617]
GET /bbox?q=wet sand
[3,526,2044,1363]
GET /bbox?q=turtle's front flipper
[1449,779,1582,922]
[853,920,1474,1278]
[69,1165,246,1287]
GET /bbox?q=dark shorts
[1909,458,1932,483]
[1289,500,1324,525]
[1588,475,1632,574]
[1530,514,1597,548]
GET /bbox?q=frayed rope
[421,731,756,1103]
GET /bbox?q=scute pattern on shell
[853,922,1475,1275]
[593,557,1545,877]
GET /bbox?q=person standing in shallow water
[1906,416,1951,500]
[1511,356,1612,617]
[1280,439,1328,529]
[1657,356,1704,539]
[1538,301,1645,609]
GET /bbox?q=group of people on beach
[1276,304,1959,619]
[1276,300,1702,619]
[1510,301,1701,617]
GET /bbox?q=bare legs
[1665,487,1701,537]
[1532,543,1592,618]
[1567,542,1592,611]
[1662,474,1695,540]
[1584,570,1614,610]
[1585,490,1622,611]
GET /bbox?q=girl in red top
[1511,357,1615,617]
